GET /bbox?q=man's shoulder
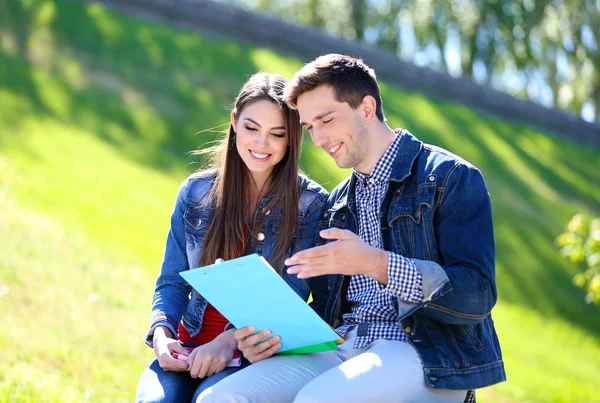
[420,143,477,170]
[407,141,482,185]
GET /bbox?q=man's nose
[311,129,327,148]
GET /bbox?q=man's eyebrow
[299,111,335,126]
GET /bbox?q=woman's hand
[187,329,237,379]
[152,326,189,372]
[234,326,281,364]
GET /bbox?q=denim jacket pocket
[389,183,438,261]
[183,208,210,249]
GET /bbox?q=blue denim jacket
[310,131,506,390]
[145,171,328,347]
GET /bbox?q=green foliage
[557,215,600,304]
[231,0,600,121]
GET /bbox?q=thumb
[320,228,357,241]
[170,342,189,355]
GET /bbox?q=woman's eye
[323,118,333,124]
[272,133,286,138]
[244,126,257,131]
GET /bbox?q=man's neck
[354,123,397,175]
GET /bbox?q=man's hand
[285,228,389,283]
[187,329,237,379]
[234,326,281,364]
[152,326,188,372]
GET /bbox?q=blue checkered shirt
[336,132,424,349]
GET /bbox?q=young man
[198,54,506,402]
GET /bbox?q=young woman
[136,72,328,403]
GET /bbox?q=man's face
[296,85,368,169]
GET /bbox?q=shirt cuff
[380,252,424,303]
[144,316,178,348]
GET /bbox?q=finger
[197,358,211,379]
[212,361,227,376]
[296,264,332,279]
[320,228,358,240]
[233,326,256,341]
[158,352,188,371]
[285,244,332,265]
[238,329,271,350]
[189,353,205,379]
[206,359,223,377]
[246,335,280,358]
[249,341,282,363]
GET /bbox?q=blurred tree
[229,0,600,122]
[556,215,600,305]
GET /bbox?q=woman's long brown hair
[195,73,302,274]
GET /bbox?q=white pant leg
[196,350,345,403]
[294,338,469,403]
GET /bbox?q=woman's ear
[230,111,237,133]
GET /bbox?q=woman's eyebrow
[243,118,285,131]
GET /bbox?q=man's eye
[323,118,333,124]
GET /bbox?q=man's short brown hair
[284,54,385,122]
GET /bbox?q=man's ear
[360,95,377,123]
[230,111,237,133]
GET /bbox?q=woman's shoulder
[297,174,328,196]
[296,174,328,216]
[177,169,217,205]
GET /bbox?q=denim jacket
[310,131,506,390]
[145,171,328,347]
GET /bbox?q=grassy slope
[1,1,599,401]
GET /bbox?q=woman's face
[233,100,289,184]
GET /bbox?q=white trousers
[197,328,468,403]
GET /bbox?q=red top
[178,225,250,345]
[178,304,229,344]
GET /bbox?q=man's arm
[286,164,497,325]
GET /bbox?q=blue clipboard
[179,254,340,353]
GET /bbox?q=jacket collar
[389,130,422,182]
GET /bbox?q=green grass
[1,0,599,401]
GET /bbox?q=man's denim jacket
[145,171,328,347]
[310,131,506,390]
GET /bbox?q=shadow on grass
[1,0,271,175]
[3,0,600,337]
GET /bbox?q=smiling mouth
[327,143,342,156]
[250,150,271,161]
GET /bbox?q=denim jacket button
[428,175,435,182]
[257,232,265,241]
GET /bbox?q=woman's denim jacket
[145,171,328,347]
[310,132,506,390]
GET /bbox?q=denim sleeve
[419,163,497,324]
[144,179,192,347]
